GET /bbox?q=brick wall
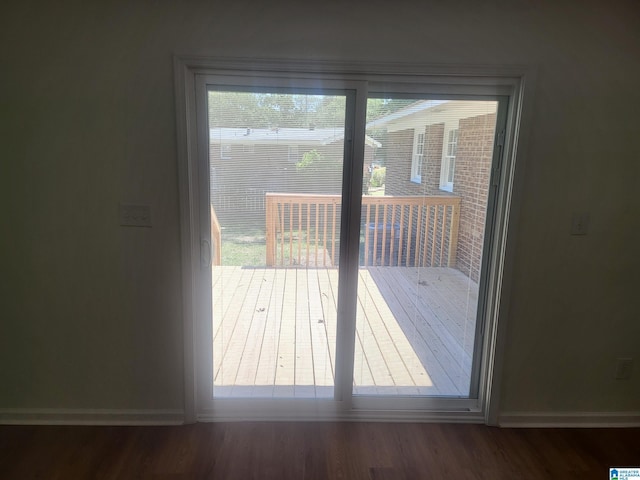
[383,129,415,196]
[385,124,444,196]
[453,112,496,282]
[373,117,496,283]
[423,123,445,192]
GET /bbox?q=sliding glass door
[354,97,499,399]
[185,67,514,419]
[207,89,350,399]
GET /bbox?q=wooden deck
[212,266,478,398]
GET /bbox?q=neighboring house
[209,127,379,221]
[210,102,497,284]
[367,100,498,282]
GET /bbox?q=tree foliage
[208,92,347,128]
[295,149,342,178]
[208,92,417,129]
[370,167,386,188]
[296,149,323,170]
[365,98,415,123]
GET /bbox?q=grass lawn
[367,185,385,196]
[220,226,337,267]
[221,227,266,266]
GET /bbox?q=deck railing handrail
[266,193,460,268]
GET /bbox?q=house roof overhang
[366,100,449,129]
[365,99,498,133]
[209,127,381,148]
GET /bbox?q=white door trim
[173,56,534,424]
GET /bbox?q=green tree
[296,149,341,174]
[366,98,416,122]
[208,92,416,130]
[296,149,322,170]
[370,167,386,188]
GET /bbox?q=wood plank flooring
[212,266,478,397]
[1,423,638,479]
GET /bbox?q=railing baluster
[210,204,222,266]
[373,204,380,266]
[323,204,328,267]
[406,204,414,267]
[415,204,424,267]
[306,203,311,266]
[381,203,389,266]
[265,196,273,267]
[440,205,448,266]
[331,202,337,265]
[275,200,279,266]
[448,202,460,267]
[279,202,284,266]
[422,205,430,267]
[314,203,319,267]
[289,202,293,267]
[363,203,370,266]
[397,204,405,266]
[431,205,439,267]
[390,204,397,266]
[298,202,302,266]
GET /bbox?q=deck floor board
[357,270,423,395]
[371,267,467,394]
[213,266,478,398]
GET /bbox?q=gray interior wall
[1,0,639,414]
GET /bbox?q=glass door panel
[208,90,347,399]
[354,98,498,397]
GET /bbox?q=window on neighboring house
[220,144,232,159]
[411,130,425,183]
[440,128,458,192]
[288,145,299,163]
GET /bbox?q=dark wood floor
[1,423,638,479]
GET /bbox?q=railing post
[210,204,222,266]
[447,199,461,267]
[265,194,275,267]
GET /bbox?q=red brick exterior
[381,129,415,196]
[381,114,497,283]
[453,112,496,282]
[423,123,445,192]
[385,124,445,196]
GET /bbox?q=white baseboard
[197,405,485,423]
[5,408,637,428]
[498,411,640,428]
[196,413,485,423]
[0,408,185,426]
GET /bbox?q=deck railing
[210,205,222,266]
[265,193,460,268]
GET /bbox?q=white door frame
[173,56,535,424]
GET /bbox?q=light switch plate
[119,204,152,227]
